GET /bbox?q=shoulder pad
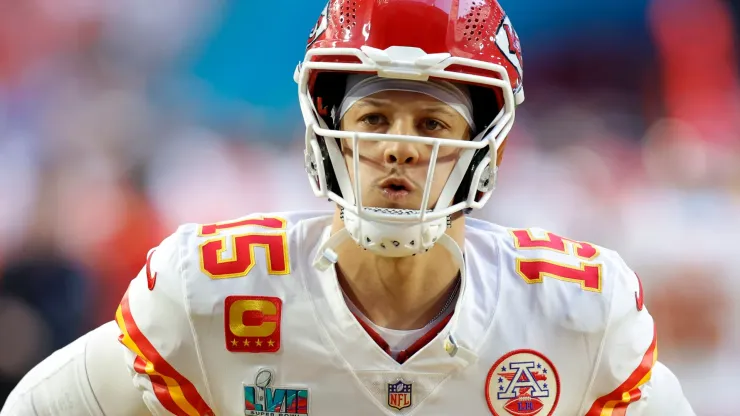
[501,227,631,333]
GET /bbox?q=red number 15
[512,229,602,293]
[199,217,290,279]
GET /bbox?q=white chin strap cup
[312,222,462,273]
[312,207,452,272]
[342,207,449,258]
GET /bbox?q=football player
[1,0,695,415]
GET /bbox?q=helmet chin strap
[313,228,350,271]
[312,226,464,273]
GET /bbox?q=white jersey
[115,211,693,416]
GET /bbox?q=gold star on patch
[243,339,250,347]
[255,339,263,347]
[267,339,275,347]
[231,339,238,347]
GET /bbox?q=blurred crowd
[0,0,738,414]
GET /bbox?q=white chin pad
[342,207,449,257]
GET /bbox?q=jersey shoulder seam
[176,226,218,410]
[576,257,618,413]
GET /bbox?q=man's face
[339,90,471,211]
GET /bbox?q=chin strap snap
[313,228,350,271]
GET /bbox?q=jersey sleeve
[0,322,147,416]
[582,256,695,415]
[114,230,215,416]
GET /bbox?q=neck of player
[331,209,465,331]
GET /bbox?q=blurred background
[0,0,737,413]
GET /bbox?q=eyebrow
[353,97,390,108]
[423,105,459,118]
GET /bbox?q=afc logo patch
[485,349,560,416]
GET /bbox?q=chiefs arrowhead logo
[145,249,158,291]
[503,23,523,72]
[306,2,329,49]
[494,15,523,89]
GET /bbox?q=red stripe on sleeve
[120,291,214,415]
[585,324,658,415]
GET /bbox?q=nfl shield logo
[387,380,412,411]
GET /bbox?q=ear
[496,138,508,167]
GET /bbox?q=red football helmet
[296,0,524,258]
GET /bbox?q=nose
[383,119,421,165]
[383,141,420,165]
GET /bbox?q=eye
[422,118,446,131]
[360,114,386,126]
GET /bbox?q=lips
[379,177,415,201]
[379,177,415,192]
